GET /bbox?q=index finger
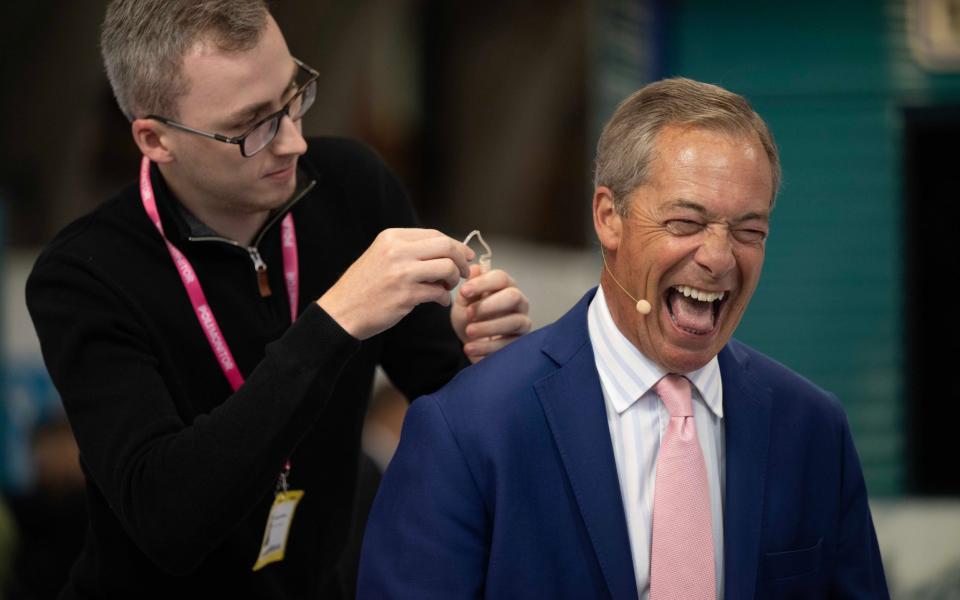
[409,235,473,279]
[459,269,515,300]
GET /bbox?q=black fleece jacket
[26,137,467,599]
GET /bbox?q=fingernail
[461,285,474,298]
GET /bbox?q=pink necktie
[649,374,716,600]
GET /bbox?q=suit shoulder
[425,324,560,417]
[405,323,580,472]
[726,338,844,419]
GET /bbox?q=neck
[184,203,270,247]
[599,273,640,347]
[159,164,270,246]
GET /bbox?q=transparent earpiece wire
[463,230,493,273]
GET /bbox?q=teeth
[674,285,725,303]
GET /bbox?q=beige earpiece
[463,230,493,274]
[601,250,651,315]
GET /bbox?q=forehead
[176,15,293,122]
[643,125,773,216]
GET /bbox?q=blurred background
[1,0,959,596]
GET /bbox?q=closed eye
[732,228,767,244]
[665,219,704,236]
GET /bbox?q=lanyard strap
[138,156,299,392]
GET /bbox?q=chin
[656,339,726,374]
[267,174,297,195]
[663,354,713,374]
[255,181,296,209]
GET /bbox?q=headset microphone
[601,250,652,315]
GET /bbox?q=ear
[131,119,175,164]
[593,186,622,252]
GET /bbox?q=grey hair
[101,0,269,120]
[594,77,781,214]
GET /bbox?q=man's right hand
[316,228,474,340]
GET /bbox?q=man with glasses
[146,56,320,160]
[25,1,530,598]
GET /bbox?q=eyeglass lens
[242,79,318,157]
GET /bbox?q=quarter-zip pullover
[26,137,468,599]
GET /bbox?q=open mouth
[664,284,728,336]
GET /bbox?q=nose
[694,225,736,277]
[271,113,307,157]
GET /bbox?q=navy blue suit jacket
[358,289,888,598]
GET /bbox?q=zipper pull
[248,247,272,297]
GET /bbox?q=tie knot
[654,374,693,417]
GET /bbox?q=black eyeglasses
[145,57,319,157]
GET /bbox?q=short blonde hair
[101,0,268,120]
[594,77,781,213]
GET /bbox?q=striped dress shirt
[587,285,725,599]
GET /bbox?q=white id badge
[252,490,304,571]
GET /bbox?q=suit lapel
[535,290,638,599]
[719,343,772,600]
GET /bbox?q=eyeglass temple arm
[144,116,242,145]
[292,56,319,78]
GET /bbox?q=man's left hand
[451,265,531,363]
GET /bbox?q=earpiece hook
[463,230,493,273]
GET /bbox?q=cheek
[214,155,259,182]
[645,236,700,276]
[186,144,232,172]
[734,245,764,274]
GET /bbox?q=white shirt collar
[587,285,723,418]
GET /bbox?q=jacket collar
[147,161,317,249]
[535,288,640,599]
[718,340,772,600]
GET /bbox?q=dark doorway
[903,106,960,495]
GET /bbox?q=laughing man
[357,78,889,599]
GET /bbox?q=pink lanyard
[138,156,300,392]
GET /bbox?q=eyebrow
[220,63,301,128]
[666,199,769,224]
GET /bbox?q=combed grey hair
[594,77,781,214]
[101,0,269,120]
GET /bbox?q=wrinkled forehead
[653,123,776,203]
[649,126,772,186]
[627,127,773,217]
